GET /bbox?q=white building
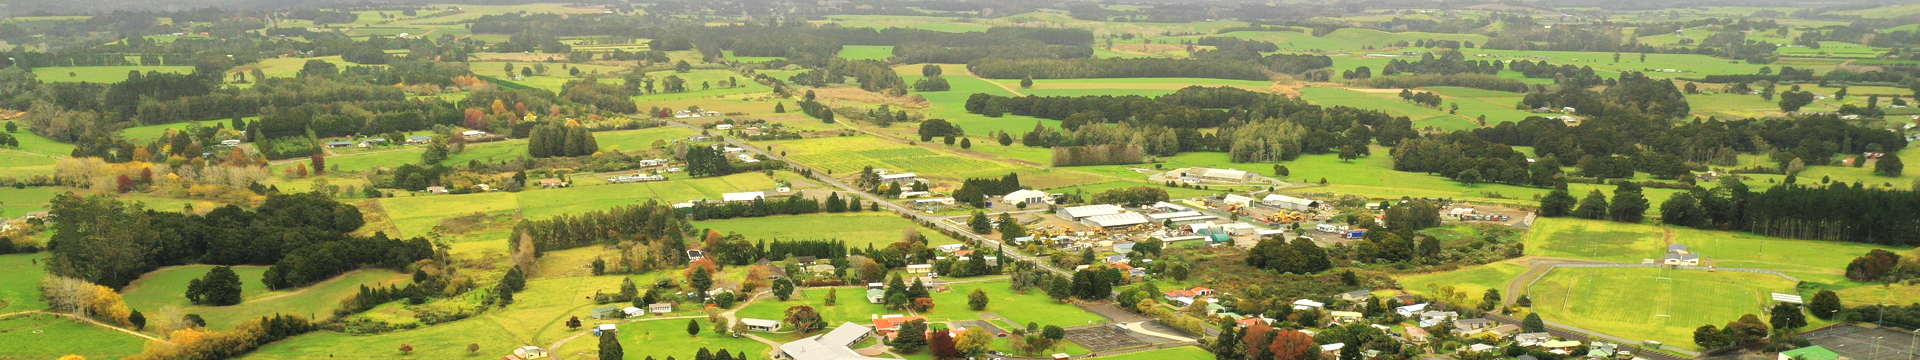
[742,318,782,332]
[1223,194,1256,207]
[878,173,919,185]
[776,323,887,360]
[1003,189,1050,205]
[1083,212,1151,229]
[1057,204,1125,220]
[1261,194,1319,210]
[1182,168,1253,183]
[723,192,765,202]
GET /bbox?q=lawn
[735,287,897,325]
[119,120,229,143]
[1523,218,1668,263]
[232,56,357,79]
[1394,261,1530,302]
[920,280,1108,327]
[120,265,273,312]
[195,269,409,330]
[294,140,526,173]
[1529,267,1800,350]
[0,313,150,359]
[0,253,51,312]
[698,212,964,248]
[837,45,896,61]
[10,129,79,156]
[31,65,195,83]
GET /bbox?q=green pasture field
[593,127,702,152]
[376,172,779,237]
[1046,180,1218,200]
[1093,47,1161,59]
[242,313,528,359]
[197,269,409,330]
[598,318,774,360]
[1790,145,1920,190]
[120,265,272,311]
[1523,218,1667,263]
[118,120,243,143]
[286,139,526,173]
[767,135,1017,179]
[0,186,69,219]
[997,77,1273,98]
[0,253,51,312]
[31,65,195,83]
[1213,28,1489,53]
[1393,260,1530,301]
[1298,87,1475,131]
[721,50,784,63]
[985,11,1248,38]
[893,63,1062,150]
[734,287,897,325]
[232,56,358,79]
[1670,227,1904,284]
[470,61,633,92]
[837,45,895,61]
[1529,267,1800,350]
[8,129,77,156]
[1686,92,1788,119]
[1776,42,1887,59]
[0,313,149,359]
[0,149,58,180]
[698,212,964,248]
[921,280,1108,327]
[1836,282,1920,307]
[264,174,375,194]
[1087,346,1214,360]
[630,69,773,103]
[1827,3,1920,18]
[820,15,993,33]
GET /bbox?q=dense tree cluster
[1246,237,1332,274]
[47,192,426,290]
[951,173,1022,207]
[968,58,1272,80]
[509,202,690,254]
[526,123,600,158]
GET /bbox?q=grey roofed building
[777,322,887,360]
[1338,290,1372,301]
[1082,212,1150,229]
[1057,204,1124,220]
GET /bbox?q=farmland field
[376,172,780,237]
[593,126,702,152]
[120,265,272,311]
[0,313,150,359]
[1669,227,1902,284]
[1529,267,1800,350]
[837,45,896,61]
[0,253,51,312]
[698,212,964,247]
[195,269,409,330]
[0,149,58,180]
[769,136,1017,179]
[894,64,1059,142]
[31,65,195,83]
[997,77,1274,98]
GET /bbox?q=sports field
[1529,267,1800,350]
[698,212,964,248]
[1086,346,1214,360]
[1524,218,1668,263]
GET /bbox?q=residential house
[649,303,673,315]
[872,316,927,338]
[1191,287,1215,296]
[1542,340,1583,350]
[1417,311,1460,327]
[1293,299,1325,310]
[539,179,568,187]
[1467,344,1497,353]
[742,318,782,332]
[686,249,706,262]
[807,264,836,274]
[1483,324,1521,339]
[594,324,618,337]
[715,124,734,130]
[795,256,819,265]
[1454,318,1494,331]
[326,141,353,148]
[1319,343,1345,356]
[462,130,488,138]
[1663,252,1701,266]
[1588,342,1618,358]
[1329,311,1363,324]
[878,173,919,185]
[1394,303,1430,317]
[1514,333,1552,346]
[406,136,433,144]
[867,289,886,304]
[1337,290,1372,302]
[775,322,885,360]
[515,345,550,359]
[1668,243,1690,254]
[219,139,242,147]
[1164,290,1196,306]
[622,306,645,318]
[425,186,449,194]
[906,264,932,274]
[1104,254,1129,264]
[1404,326,1430,343]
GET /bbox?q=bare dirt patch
[812,87,931,110]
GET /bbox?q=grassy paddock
[120,265,272,311]
[31,65,195,83]
[0,253,51,312]
[0,313,149,359]
[1524,218,1668,263]
[921,280,1108,327]
[1393,261,1529,301]
[198,269,409,330]
[698,212,964,248]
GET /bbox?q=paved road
[661,120,1071,277]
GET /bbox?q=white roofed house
[878,172,919,185]
[742,318,783,332]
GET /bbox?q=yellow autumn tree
[85,284,132,325]
[491,99,509,116]
[131,147,153,162]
